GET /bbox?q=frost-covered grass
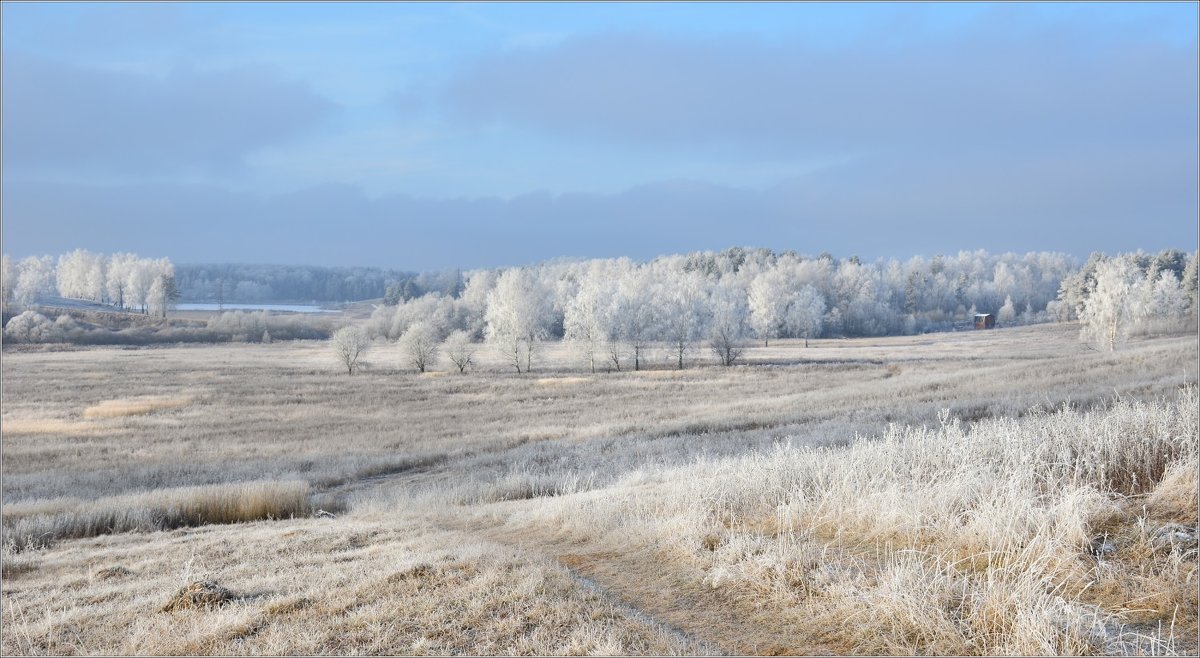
[1,323,1196,654]
[487,391,1197,654]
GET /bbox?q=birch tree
[484,268,553,373]
[1079,258,1142,351]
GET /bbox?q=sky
[2,2,1196,270]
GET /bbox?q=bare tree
[399,322,439,373]
[443,330,476,373]
[331,325,370,374]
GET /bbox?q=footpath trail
[430,514,841,656]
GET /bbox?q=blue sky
[3,2,1196,269]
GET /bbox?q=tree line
[2,250,179,317]
[344,247,1196,374]
[173,263,460,304]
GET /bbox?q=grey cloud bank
[3,54,335,174]
[5,171,1192,271]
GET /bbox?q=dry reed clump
[160,580,237,612]
[1148,456,1199,524]
[83,395,193,419]
[2,480,310,551]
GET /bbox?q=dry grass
[0,418,102,435]
[3,481,311,551]
[1,323,1196,655]
[473,389,1197,655]
[82,395,193,419]
[0,514,711,656]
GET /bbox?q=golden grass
[83,395,193,419]
[3,481,310,550]
[535,376,590,386]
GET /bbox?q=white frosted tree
[997,295,1017,325]
[442,330,476,373]
[14,256,55,309]
[56,250,107,302]
[484,268,553,373]
[1146,270,1189,335]
[747,269,789,347]
[330,325,370,374]
[659,270,708,370]
[708,283,747,366]
[460,270,497,339]
[1079,257,1142,351]
[106,253,138,310]
[147,260,178,318]
[126,259,161,314]
[1,254,14,314]
[609,264,656,371]
[564,264,612,373]
[399,321,439,373]
[785,285,826,347]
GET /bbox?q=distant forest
[174,264,463,303]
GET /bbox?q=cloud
[2,53,337,174]
[440,25,1196,160]
[4,155,1194,270]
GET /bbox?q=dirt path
[428,516,840,656]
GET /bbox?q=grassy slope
[2,324,1197,655]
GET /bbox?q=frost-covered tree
[610,264,656,371]
[1079,258,1142,351]
[330,325,370,374]
[460,270,497,339]
[105,253,138,310]
[4,310,56,343]
[785,285,825,347]
[56,250,107,302]
[126,259,162,314]
[659,270,708,369]
[564,263,613,373]
[485,268,553,373]
[997,295,1017,325]
[442,330,476,373]
[747,269,789,347]
[1,254,14,314]
[708,284,747,366]
[148,265,180,319]
[1182,252,1199,315]
[1145,270,1189,335]
[399,321,439,373]
[14,256,55,309]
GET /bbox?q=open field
[2,323,1197,655]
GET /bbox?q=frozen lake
[175,303,339,313]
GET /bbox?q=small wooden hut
[974,313,995,329]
